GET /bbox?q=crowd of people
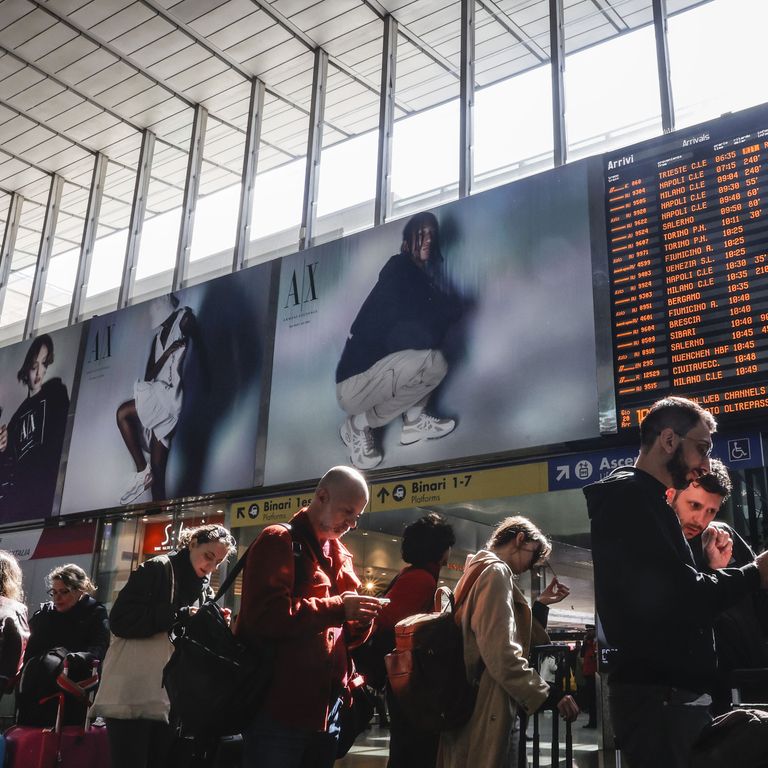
[0,409,765,768]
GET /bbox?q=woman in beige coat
[438,517,579,768]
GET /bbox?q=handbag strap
[160,554,177,607]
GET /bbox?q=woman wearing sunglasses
[17,563,109,726]
[438,516,579,768]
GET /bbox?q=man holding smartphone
[235,466,382,768]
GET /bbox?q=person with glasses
[584,396,768,768]
[18,563,109,726]
[438,516,578,768]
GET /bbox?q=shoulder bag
[90,556,176,722]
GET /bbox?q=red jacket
[376,563,440,632]
[234,510,365,730]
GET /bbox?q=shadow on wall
[172,277,263,496]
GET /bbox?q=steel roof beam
[299,49,327,252]
[118,129,155,309]
[374,14,397,226]
[172,104,207,291]
[70,152,107,325]
[0,192,24,323]
[233,78,265,272]
[25,173,64,338]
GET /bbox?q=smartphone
[377,597,391,605]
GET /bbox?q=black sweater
[109,548,211,639]
[336,252,463,382]
[584,467,760,693]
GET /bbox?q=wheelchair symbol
[728,439,750,462]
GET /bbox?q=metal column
[233,79,265,271]
[118,129,155,309]
[70,152,107,324]
[0,192,23,322]
[374,15,397,226]
[25,174,64,338]
[459,0,475,198]
[549,0,567,167]
[652,0,675,132]
[173,104,207,291]
[299,48,328,251]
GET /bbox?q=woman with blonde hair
[0,550,29,695]
[438,516,579,768]
[18,563,109,725]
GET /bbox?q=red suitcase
[5,722,110,768]
[5,657,111,768]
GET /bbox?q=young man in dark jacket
[583,396,768,768]
[667,459,768,713]
[335,212,464,469]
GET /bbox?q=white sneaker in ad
[340,417,382,470]
[400,413,456,445]
[120,466,153,505]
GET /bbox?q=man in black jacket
[667,459,768,713]
[584,396,768,768]
[335,212,463,469]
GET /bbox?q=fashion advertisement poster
[60,263,273,515]
[265,161,600,485]
[0,325,83,523]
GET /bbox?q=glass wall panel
[0,199,39,341]
[315,62,381,241]
[131,138,190,305]
[474,0,554,190]
[565,21,662,160]
[669,0,768,130]
[390,29,461,219]
[187,117,244,287]
[37,182,86,333]
[82,161,135,319]
[247,84,312,264]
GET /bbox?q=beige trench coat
[437,550,550,768]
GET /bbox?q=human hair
[693,458,732,502]
[486,516,552,562]
[401,513,456,567]
[178,524,236,558]
[48,563,96,595]
[401,211,442,263]
[639,396,717,449]
[0,551,24,602]
[18,334,54,385]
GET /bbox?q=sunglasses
[47,588,77,598]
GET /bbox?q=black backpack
[162,538,275,737]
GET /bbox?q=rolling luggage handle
[36,658,102,767]
[531,643,573,768]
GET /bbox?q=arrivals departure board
[606,104,768,429]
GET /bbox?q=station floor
[337,711,622,768]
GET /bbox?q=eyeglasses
[679,435,713,459]
[47,588,75,598]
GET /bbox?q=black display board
[605,103,768,428]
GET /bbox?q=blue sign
[548,430,763,490]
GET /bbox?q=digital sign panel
[606,104,768,428]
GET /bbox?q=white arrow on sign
[556,465,570,481]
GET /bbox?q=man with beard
[584,396,768,768]
[667,459,768,714]
[235,466,384,768]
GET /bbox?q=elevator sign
[548,430,763,490]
